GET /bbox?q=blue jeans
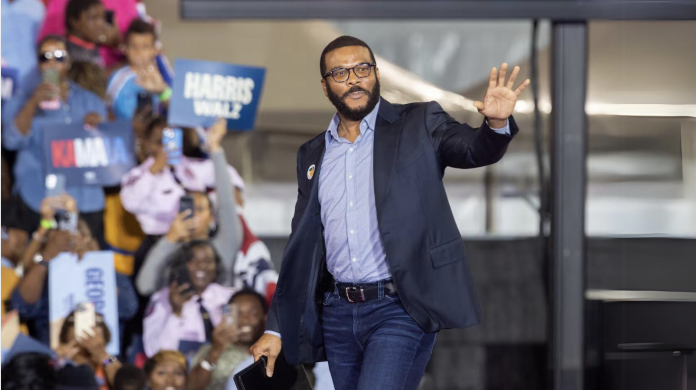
[321,282,437,390]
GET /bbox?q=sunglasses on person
[38,50,68,63]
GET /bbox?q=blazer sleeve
[266,147,310,334]
[424,101,518,169]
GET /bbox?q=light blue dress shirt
[318,99,509,283]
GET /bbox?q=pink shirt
[119,156,244,235]
[38,0,138,67]
[143,283,234,357]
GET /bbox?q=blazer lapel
[373,99,403,217]
[307,134,327,216]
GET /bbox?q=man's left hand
[473,63,530,127]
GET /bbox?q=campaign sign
[49,251,120,355]
[1,67,18,102]
[43,121,136,186]
[168,59,266,131]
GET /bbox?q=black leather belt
[335,280,397,303]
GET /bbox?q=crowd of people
[0,0,335,388]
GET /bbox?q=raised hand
[473,63,530,125]
[169,281,195,316]
[136,65,168,95]
[206,118,228,153]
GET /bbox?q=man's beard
[327,79,381,122]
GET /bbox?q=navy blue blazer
[267,99,519,364]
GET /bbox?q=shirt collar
[325,98,381,147]
[67,35,97,50]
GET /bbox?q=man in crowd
[188,289,267,390]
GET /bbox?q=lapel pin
[307,164,316,180]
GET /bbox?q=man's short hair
[65,0,103,33]
[229,288,268,314]
[125,18,157,44]
[320,35,376,77]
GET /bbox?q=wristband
[40,219,56,229]
[159,87,172,101]
[103,355,119,366]
[200,359,216,371]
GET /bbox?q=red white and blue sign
[42,122,136,186]
[168,59,266,131]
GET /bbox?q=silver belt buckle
[345,287,366,302]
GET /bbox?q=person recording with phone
[55,310,122,390]
[11,198,138,348]
[186,289,267,390]
[142,241,234,357]
[121,118,244,295]
[2,35,108,245]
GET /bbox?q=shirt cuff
[486,119,511,136]
[264,330,281,339]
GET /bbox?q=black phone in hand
[233,350,312,390]
[170,266,194,295]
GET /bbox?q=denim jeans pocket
[323,291,337,306]
[384,292,399,300]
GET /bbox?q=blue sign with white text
[168,59,266,131]
[42,122,136,186]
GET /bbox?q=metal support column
[551,21,588,390]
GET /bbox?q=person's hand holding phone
[149,148,169,175]
[206,118,228,153]
[55,340,80,361]
[40,230,75,262]
[78,326,109,365]
[169,280,195,316]
[211,320,240,352]
[32,82,60,106]
[165,210,196,243]
[40,196,61,221]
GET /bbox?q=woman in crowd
[1,35,107,245]
[125,118,243,295]
[55,311,122,390]
[143,241,234,357]
[144,350,188,390]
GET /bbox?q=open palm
[473,63,530,121]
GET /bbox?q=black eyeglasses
[38,50,68,63]
[323,62,376,83]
